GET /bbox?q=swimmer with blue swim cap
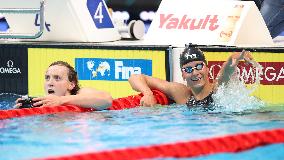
[129,44,254,109]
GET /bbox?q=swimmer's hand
[14,98,22,108]
[33,95,63,107]
[14,97,38,109]
[140,94,157,107]
[216,50,255,86]
[230,50,254,67]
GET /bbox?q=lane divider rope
[0,90,168,120]
[35,128,284,160]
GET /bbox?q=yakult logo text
[159,14,219,31]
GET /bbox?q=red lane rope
[0,90,169,120]
[35,128,284,160]
[0,105,93,120]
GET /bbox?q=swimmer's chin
[191,81,205,89]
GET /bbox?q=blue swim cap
[180,46,206,68]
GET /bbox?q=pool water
[0,98,284,160]
[1,78,284,160]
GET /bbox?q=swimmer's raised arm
[216,50,253,86]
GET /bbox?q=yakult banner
[172,47,284,105]
[145,0,273,47]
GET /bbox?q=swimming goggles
[181,63,204,74]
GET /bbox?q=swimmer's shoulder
[168,82,192,104]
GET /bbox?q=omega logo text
[0,60,21,74]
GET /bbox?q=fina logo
[76,58,152,81]
[0,60,21,74]
[86,60,111,78]
[115,61,141,79]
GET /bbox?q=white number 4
[94,2,104,23]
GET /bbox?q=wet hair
[180,46,207,68]
[49,61,80,95]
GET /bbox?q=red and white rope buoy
[35,128,284,160]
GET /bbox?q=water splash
[0,93,22,110]
[238,59,263,93]
[212,60,265,113]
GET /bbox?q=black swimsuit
[186,92,214,109]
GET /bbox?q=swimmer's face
[181,61,209,89]
[44,65,75,96]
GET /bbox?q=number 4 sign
[87,0,114,28]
